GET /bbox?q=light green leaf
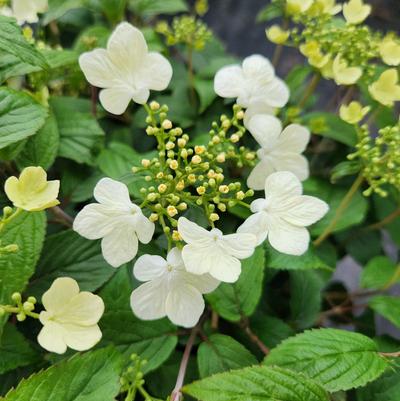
[51,97,104,164]
[183,365,329,401]
[331,160,361,183]
[3,347,122,401]
[206,246,265,322]
[98,0,128,23]
[264,328,389,392]
[28,230,115,299]
[0,16,48,69]
[361,256,400,289]
[257,3,283,22]
[197,334,257,378]
[0,211,46,332]
[15,113,60,170]
[0,87,48,150]
[369,295,400,328]
[99,268,178,373]
[194,78,217,113]
[43,0,87,24]
[0,324,40,375]
[129,0,188,17]
[266,245,332,271]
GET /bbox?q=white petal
[41,277,79,315]
[268,153,309,181]
[79,49,117,88]
[182,244,213,275]
[277,124,310,153]
[134,254,167,282]
[62,323,102,351]
[138,52,173,90]
[242,55,275,82]
[266,214,310,255]
[94,177,132,207]
[220,233,256,259]
[247,159,275,191]
[280,195,329,227]
[165,284,204,328]
[237,212,269,246]
[243,102,275,128]
[177,217,212,245]
[107,22,148,71]
[166,247,184,268]
[209,251,242,283]
[258,77,290,108]
[59,292,104,326]
[182,272,220,294]
[101,225,138,267]
[214,65,245,98]
[37,321,67,354]
[265,171,303,202]
[247,114,282,148]
[250,198,268,213]
[73,203,119,240]
[130,278,167,320]
[132,87,151,104]
[99,87,133,115]
[133,212,155,244]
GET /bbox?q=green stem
[0,208,22,233]
[299,73,321,109]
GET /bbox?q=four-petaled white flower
[247,114,310,190]
[130,248,220,328]
[214,54,289,118]
[178,217,256,283]
[238,171,329,256]
[10,0,48,24]
[73,177,155,268]
[79,22,173,115]
[38,277,104,354]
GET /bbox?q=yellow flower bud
[286,0,313,14]
[236,191,245,200]
[219,185,229,194]
[149,213,159,222]
[216,152,226,163]
[172,230,182,241]
[169,160,179,170]
[266,25,290,44]
[197,186,206,195]
[177,138,186,147]
[177,202,187,211]
[230,134,240,143]
[191,155,202,164]
[195,145,206,154]
[210,213,219,222]
[158,184,168,193]
[176,180,185,191]
[150,101,160,110]
[339,101,370,124]
[141,159,151,167]
[188,174,196,183]
[166,141,175,150]
[217,203,226,212]
[162,119,173,130]
[167,205,178,217]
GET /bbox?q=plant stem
[298,73,321,109]
[379,351,400,358]
[50,206,73,228]
[241,318,269,355]
[187,45,196,105]
[314,174,364,247]
[91,86,97,118]
[366,207,400,231]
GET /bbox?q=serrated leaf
[206,246,265,322]
[361,256,400,290]
[357,368,400,401]
[0,324,40,375]
[15,113,60,170]
[3,347,122,401]
[43,0,87,24]
[28,230,115,299]
[51,97,104,164]
[369,295,400,328]
[0,211,46,332]
[0,87,48,150]
[0,16,48,69]
[183,365,329,401]
[197,334,257,378]
[99,268,177,373]
[264,328,389,392]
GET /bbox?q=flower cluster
[0,0,48,25]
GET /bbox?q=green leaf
[51,97,104,165]
[98,0,128,23]
[303,112,357,146]
[183,365,329,401]
[43,0,87,24]
[264,328,389,392]
[194,78,217,113]
[357,368,400,401]
[28,230,115,299]
[369,295,400,328]
[0,87,48,150]
[331,160,361,183]
[99,268,178,373]
[0,16,48,69]
[373,193,400,246]
[3,347,123,401]
[197,334,257,378]
[15,113,60,170]
[0,324,40,375]
[266,245,332,271]
[257,3,283,22]
[0,211,46,332]
[361,256,400,290]
[129,0,188,17]
[206,246,265,322]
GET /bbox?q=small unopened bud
[191,155,202,164]
[188,174,196,183]
[177,202,187,211]
[27,296,37,304]
[222,119,231,129]
[195,145,206,155]
[169,160,179,170]
[158,184,167,193]
[167,206,178,217]
[212,135,221,144]
[166,141,175,150]
[150,101,160,111]
[219,185,229,194]
[149,213,159,222]
[141,159,151,167]
[147,193,158,202]
[236,191,245,200]
[197,186,206,195]
[246,189,254,197]
[11,292,21,303]
[23,301,34,312]
[210,213,220,222]
[3,206,13,218]
[216,153,226,163]
[132,167,139,173]
[16,313,26,322]
[162,119,172,130]
[176,180,185,191]
[177,138,186,147]
[218,203,226,212]
[156,172,164,179]
[172,230,182,241]
[236,110,244,120]
[181,149,188,158]
[230,134,240,143]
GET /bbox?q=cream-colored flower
[343,0,371,25]
[312,0,342,15]
[38,277,104,354]
[4,166,60,212]
[286,0,313,14]
[380,36,400,66]
[79,22,172,115]
[300,41,330,69]
[332,55,362,85]
[266,25,290,44]
[339,101,370,124]
[368,69,400,107]
[10,0,48,24]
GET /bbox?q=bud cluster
[0,292,38,321]
[119,354,148,398]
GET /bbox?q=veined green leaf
[369,295,400,328]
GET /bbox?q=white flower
[38,277,104,354]
[238,171,329,256]
[79,22,173,115]
[130,248,219,328]
[214,54,289,118]
[247,114,310,190]
[73,177,155,268]
[177,217,257,283]
[11,0,48,24]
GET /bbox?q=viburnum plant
[0,0,400,400]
